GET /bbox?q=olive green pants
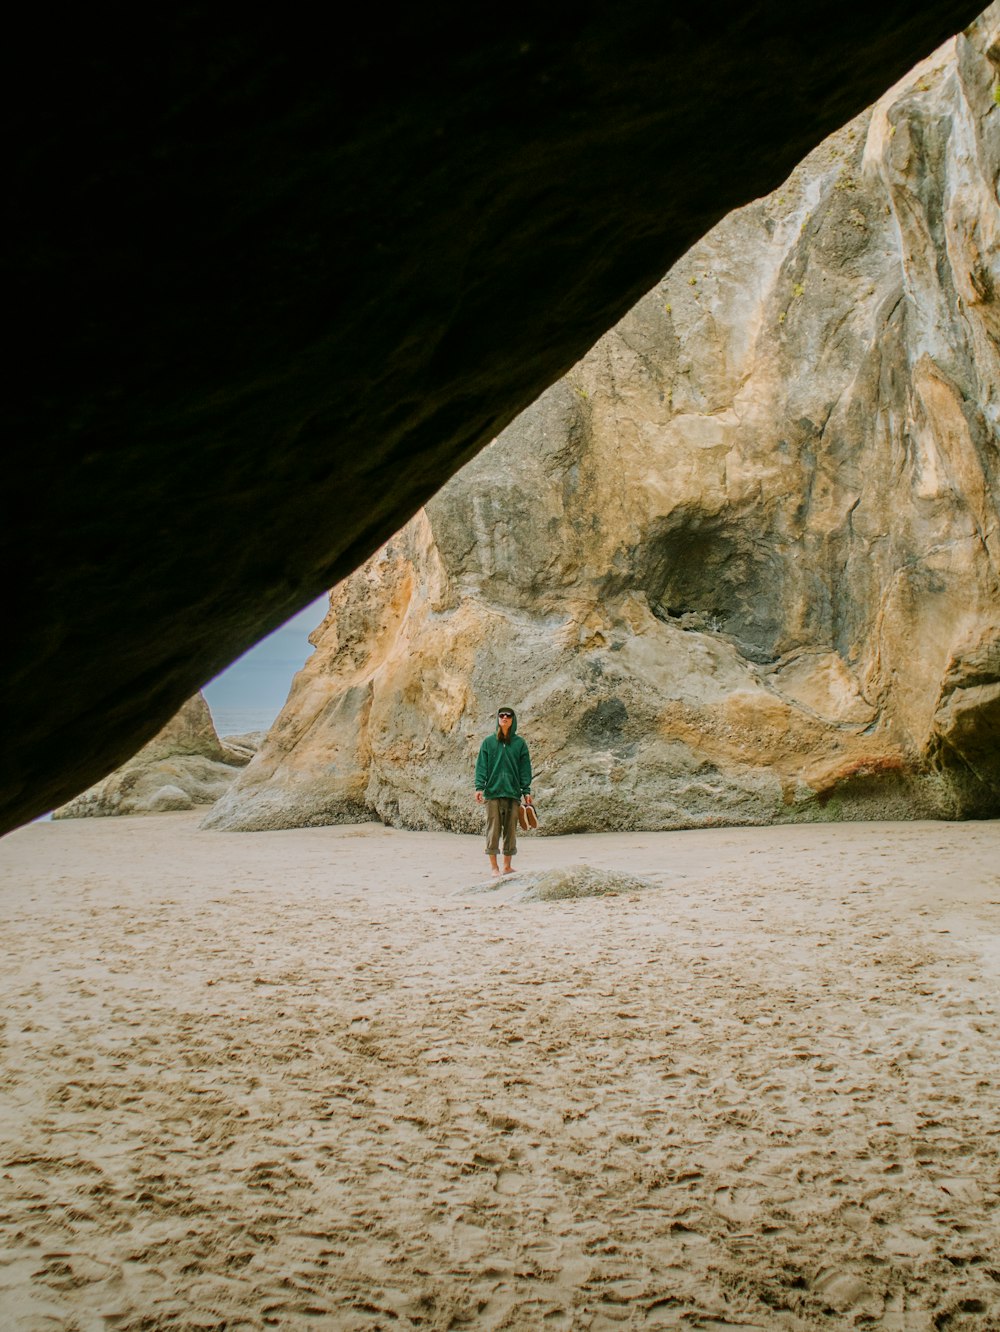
[485,797,519,858]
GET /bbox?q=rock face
[4,3,985,836]
[206,18,999,835]
[54,695,254,819]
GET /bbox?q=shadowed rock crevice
[3,2,987,833]
[624,512,790,663]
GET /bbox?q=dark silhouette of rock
[3,3,986,834]
[207,17,999,833]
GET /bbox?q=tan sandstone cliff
[205,11,1000,835]
[54,693,254,818]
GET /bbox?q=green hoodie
[475,708,532,800]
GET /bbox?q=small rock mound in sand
[139,783,195,813]
[519,864,657,901]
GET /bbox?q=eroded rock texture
[207,16,1000,834]
[3,2,984,835]
[54,695,253,819]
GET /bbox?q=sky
[202,593,328,736]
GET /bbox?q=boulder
[54,694,250,819]
[139,785,195,814]
[206,18,999,835]
[219,732,269,764]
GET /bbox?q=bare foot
[502,865,517,876]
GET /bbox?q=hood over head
[496,706,518,736]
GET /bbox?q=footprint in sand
[495,1168,522,1195]
[811,1265,876,1311]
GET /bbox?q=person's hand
[475,791,484,803]
[523,794,533,805]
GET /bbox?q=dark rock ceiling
[4,3,985,833]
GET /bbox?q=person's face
[498,711,513,735]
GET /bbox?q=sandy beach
[1,814,998,1330]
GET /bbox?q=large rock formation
[4,2,985,835]
[54,694,254,819]
[207,17,1000,835]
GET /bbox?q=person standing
[475,706,533,877]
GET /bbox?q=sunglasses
[498,711,513,719]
